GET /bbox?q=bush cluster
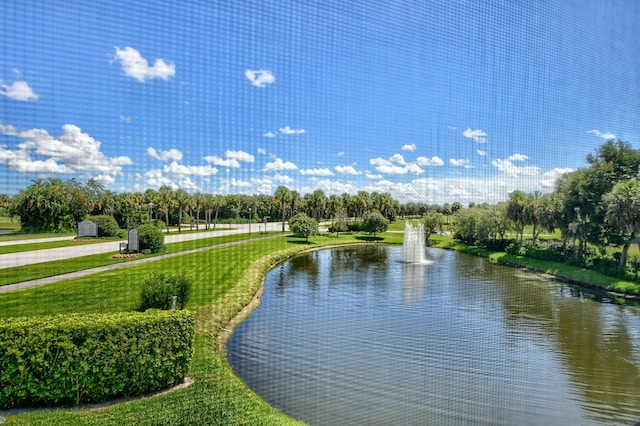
[137,223,165,253]
[88,215,120,237]
[0,310,195,409]
[140,272,192,311]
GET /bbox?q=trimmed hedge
[88,215,120,237]
[0,310,195,409]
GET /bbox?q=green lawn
[0,239,110,255]
[0,232,277,287]
[0,233,378,425]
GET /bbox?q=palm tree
[604,179,640,268]
[192,192,204,230]
[274,186,291,232]
[158,185,174,232]
[289,190,300,218]
[211,195,227,230]
[173,189,191,233]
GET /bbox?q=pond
[227,246,640,425]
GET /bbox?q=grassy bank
[0,233,370,425]
[428,233,640,298]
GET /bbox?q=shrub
[89,215,120,237]
[347,221,361,232]
[137,223,165,253]
[288,213,319,242]
[140,272,192,311]
[361,211,389,236]
[0,310,195,408]
[480,238,514,252]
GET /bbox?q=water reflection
[228,246,640,425]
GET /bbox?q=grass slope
[1,234,368,425]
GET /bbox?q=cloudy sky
[1,1,639,205]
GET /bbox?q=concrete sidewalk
[0,222,288,268]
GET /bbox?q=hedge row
[0,310,195,409]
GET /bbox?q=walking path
[0,233,280,294]
[0,223,285,269]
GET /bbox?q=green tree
[361,211,389,237]
[157,185,174,232]
[288,213,319,242]
[274,186,291,232]
[604,179,640,268]
[331,207,349,236]
[422,212,443,246]
[173,189,191,233]
[506,191,528,243]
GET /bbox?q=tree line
[446,140,640,274]
[2,181,401,235]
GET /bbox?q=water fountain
[403,221,427,263]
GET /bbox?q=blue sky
[1,1,639,205]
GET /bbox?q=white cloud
[94,174,116,186]
[508,153,528,162]
[406,163,424,175]
[225,149,255,163]
[450,158,470,167]
[337,151,345,157]
[305,178,360,196]
[279,126,306,135]
[245,69,276,88]
[587,129,616,140]
[258,148,267,155]
[335,165,361,175]
[163,161,218,176]
[463,128,488,143]
[491,157,539,177]
[113,46,175,82]
[370,156,424,175]
[120,115,132,123]
[0,123,132,177]
[0,80,38,101]
[147,147,183,162]
[264,158,298,171]
[203,155,241,168]
[300,167,334,176]
[273,173,294,184]
[402,144,416,152]
[365,173,383,179]
[389,153,406,165]
[476,149,487,156]
[263,131,277,138]
[416,156,444,166]
[540,168,574,188]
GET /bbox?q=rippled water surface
[228,246,640,425]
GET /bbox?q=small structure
[128,228,139,252]
[78,220,98,237]
[120,228,140,253]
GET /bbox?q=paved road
[0,222,288,269]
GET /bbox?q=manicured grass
[0,233,275,287]
[0,231,76,241]
[492,252,640,296]
[427,233,640,297]
[0,233,370,425]
[0,238,111,255]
